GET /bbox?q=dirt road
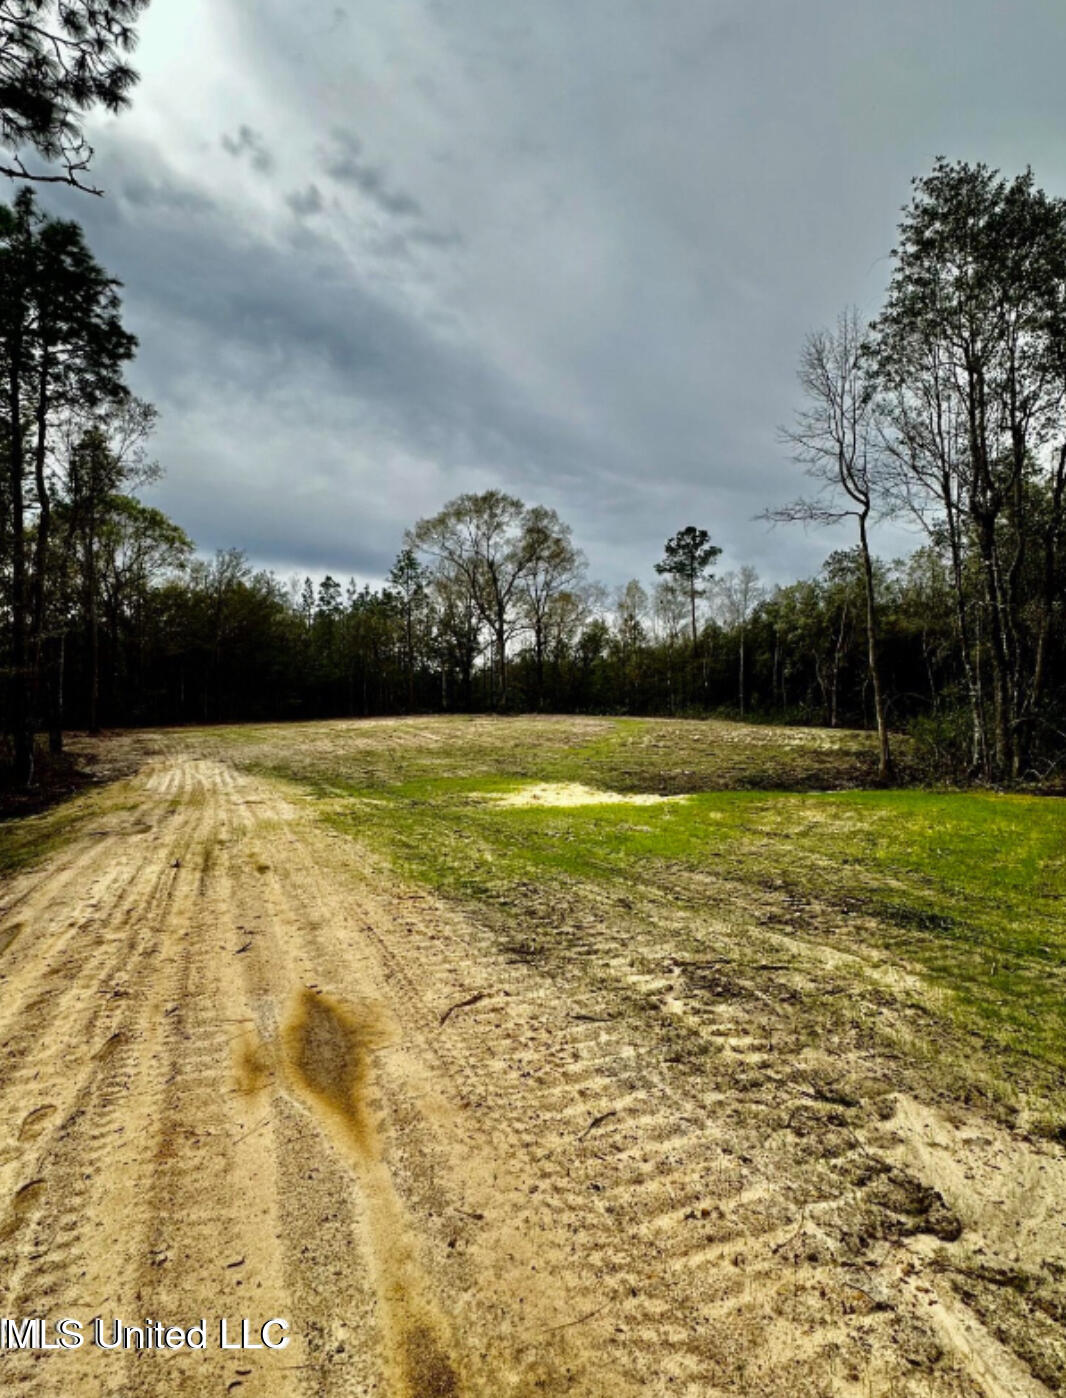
[0,753,1062,1396]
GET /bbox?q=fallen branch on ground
[579,1110,618,1140]
[439,991,489,1026]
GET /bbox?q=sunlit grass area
[0,782,133,879]
[180,712,882,793]
[207,715,1066,1089]
[323,779,1066,1066]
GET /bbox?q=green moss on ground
[0,788,105,878]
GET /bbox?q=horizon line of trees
[4,491,1059,784]
[4,154,1066,786]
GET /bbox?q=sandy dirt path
[0,753,1062,1397]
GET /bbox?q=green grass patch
[0,788,108,878]
[187,714,1060,1092]
[311,772,1066,1074]
[200,713,881,796]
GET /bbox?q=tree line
[3,156,1066,785]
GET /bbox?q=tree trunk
[30,353,51,652]
[404,608,415,710]
[922,635,938,713]
[1025,441,1066,770]
[972,511,1012,779]
[738,628,745,716]
[495,619,507,707]
[47,633,64,753]
[942,488,987,775]
[84,518,101,732]
[830,601,848,729]
[89,596,101,733]
[858,513,892,780]
[8,347,32,786]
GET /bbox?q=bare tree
[61,398,156,735]
[427,565,482,709]
[767,307,893,778]
[613,579,648,708]
[715,565,764,716]
[652,576,688,645]
[868,160,1066,779]
[517,505,585,707]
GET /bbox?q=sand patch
[489,782,687,808]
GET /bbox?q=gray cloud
[285,182,325,217]
[408,226,463,249]
[118,171,216,214]
[35,0,1066,591]
[220,124,274,174]
[322,129,423,217]
[45,138,639,580]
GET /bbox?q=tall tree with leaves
[653,526,721,653]
[613,579,648,709]
[388,545,429,709]
[61,396,156,734]
[870,159,1066,778]
[0,187,134,781]
[96,493,189,717]
[715,565,764,716]
[516,504,584,708]
[409,490,534,707]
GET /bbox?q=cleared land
[0,715,1065,1397]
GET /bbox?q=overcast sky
[35,0,1066,590]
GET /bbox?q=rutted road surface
[0,755,1062,1396]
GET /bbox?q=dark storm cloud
[220,124,275,174]
[39,0,1066,588]
[43,136,637,578]
[321,130,423,218]
[285,182,325,217]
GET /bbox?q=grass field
[14,714,1064,1110]
[191,714,1066,1120]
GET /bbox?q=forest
[3,159,1066,787]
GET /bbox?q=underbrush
[0,741,94,821]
